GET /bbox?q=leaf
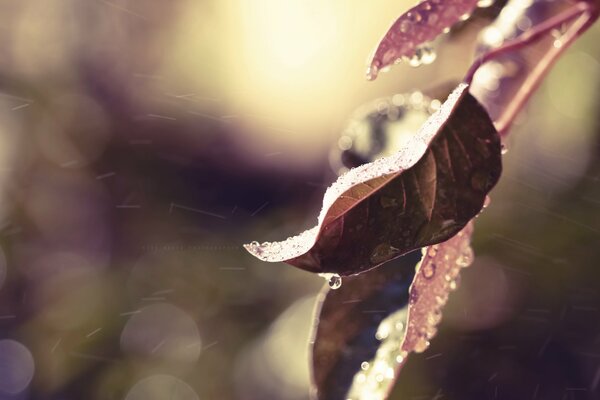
[310,224,474,400]
[367,0,479,80]
[245,84,500,276]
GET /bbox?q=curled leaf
[367,0,479,80]
[245,84,501,276]
[311,224,474,400]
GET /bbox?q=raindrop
[417,46,437,65]
[421,262,436,279]
[319,273,342,290]
[366,64,379,81]
[456,247,474,267]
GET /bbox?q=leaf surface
[245,84,501,276]
[311,224,474,400]
[367,0,479,79]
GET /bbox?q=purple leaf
[367,0,479,80]
[311,223,475,400]
[245,84,501,276]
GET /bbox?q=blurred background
[0,0,599,399]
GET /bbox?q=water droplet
[459,13,470,21]
[414,337,430,353]
[421,262,436,279]
[395,354,405,363]
[449,279,459,291]
[419,46,437,65]
[366,64,379,80]
[328,274,342,289]
[250,241,259,247]
[501,143,508,154]
[456,247,474,267]
[361,361,370,370]
[477,0,494,7]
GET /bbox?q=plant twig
[464,1,599,135]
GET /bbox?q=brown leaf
[245,84,501,276]
[367,0,479,80]
[310,224,475,400]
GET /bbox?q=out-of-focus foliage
[0,1,599,399]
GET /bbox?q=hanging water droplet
[250,241,259,247]
[419,46,437,65]
[366,64,379,81]
[422,262,436,279]
[501,143,508,154]
[319,273,342,289]
[329,274,342,289]
[477,0,494,7]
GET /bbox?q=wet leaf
[311,224,474,400]
[367,0,479,80]
[245,84,501,276]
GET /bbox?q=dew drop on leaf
[421,262,436,279]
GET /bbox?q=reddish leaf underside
[367,0,480,80]
[245,84,501,276]
[311,223,474,400]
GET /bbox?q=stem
[464,1,599,136]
